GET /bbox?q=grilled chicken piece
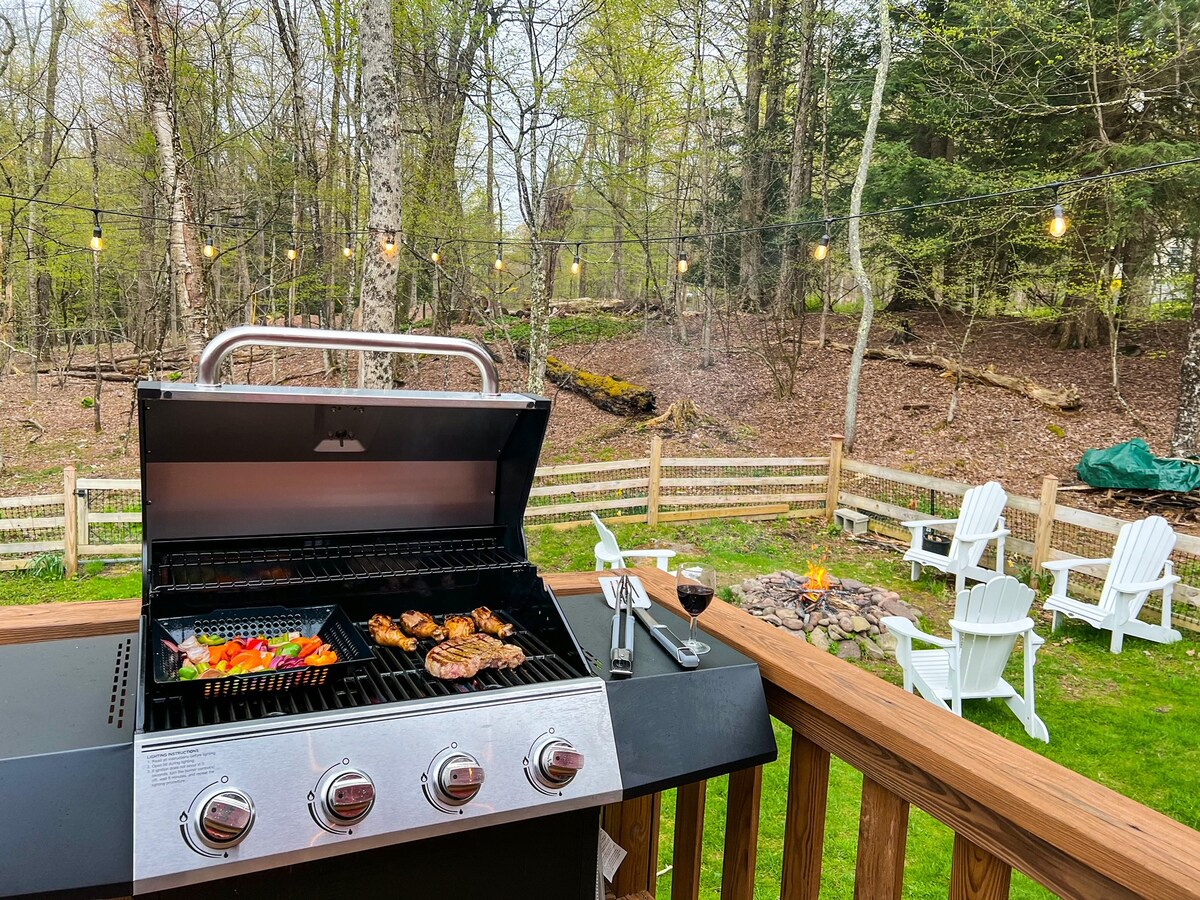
[471,606,514,639]
[443,615,476,640]
[400,610,447,642]
[369,614,417,652]
[425,634,526,680]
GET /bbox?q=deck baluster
[721,765,763,900]
[855,776,910,900]
[950,832,1012,900]
[781,732,831,900]
[672,780,707,900]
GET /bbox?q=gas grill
[0,327,775,900]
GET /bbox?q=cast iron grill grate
[145,619,585,733]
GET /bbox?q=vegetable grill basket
[152,605,374,698]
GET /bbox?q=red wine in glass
[676,565,716,655]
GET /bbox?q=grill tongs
[609,575,635,678]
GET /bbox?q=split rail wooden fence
[4,437,1200,630]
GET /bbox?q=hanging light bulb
[202,232,215,258]
[286,234,298,261]
[676,244,688,275]
[383,231,397,255]
[90,210,103,252]
[342,234,354,258]
[1047,203,1069,238]
[571,243,581,275]
[431,241,441,265]
[494,242,504,271]
[813,229,831,262]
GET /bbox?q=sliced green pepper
[178,665,197,680]
[277,643,301,657]
[197,634,226,646]
[195,661,210,674]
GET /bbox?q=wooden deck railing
[3,569,1199,898]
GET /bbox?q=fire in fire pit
[731,568,923,661]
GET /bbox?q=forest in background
[2,0,1200,443]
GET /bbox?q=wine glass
[676,565,716,655]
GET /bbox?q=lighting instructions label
[146,748,219,787]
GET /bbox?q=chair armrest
[880,616,954,648]
[949,617,1035,637]
[1042,557,1111,573]
[901,518,958,530]
[955,527,1010,543]
[1112,574,1180,593]
[620,549,678,559]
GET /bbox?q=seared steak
[425,634,526,680]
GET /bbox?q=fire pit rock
[730,570,922,662]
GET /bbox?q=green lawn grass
[4,518,1197,897]
[528,518,1200,899]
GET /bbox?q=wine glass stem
[689,616,698,645]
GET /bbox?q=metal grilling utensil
[609,575,635,678]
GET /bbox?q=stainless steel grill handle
[196,325,500,395]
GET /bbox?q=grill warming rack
[154,535,525,595]
[145,622,584,733]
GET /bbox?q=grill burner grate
[145,621,584,733]
[155,534,525,594]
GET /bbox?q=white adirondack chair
[903,481,1009,593]
[590,512,677,571]
[881,576,1048,742]
[1043,515,1182,654]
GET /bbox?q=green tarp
[1076,439,1200,493]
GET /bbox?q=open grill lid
[138,327,550,566]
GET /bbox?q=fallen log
[824,342,1082,411]
[544,355,655,416]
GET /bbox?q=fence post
[63,466,78,578]
[825,434,844,521]
[1031,475,1058,590]
[647,435,663,527]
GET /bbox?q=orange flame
[805,561,833,593]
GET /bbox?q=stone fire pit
[730,570,923,661]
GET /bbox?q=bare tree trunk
[842,0,891,452]
[773,0,817,313]
[88,119,103,432]
[127,0,209,362]
[739,0,766,309]
[816,0,835,348]
[1172,234,1200,455]
[358,0,402,388]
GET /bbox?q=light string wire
[0,155,1197,254]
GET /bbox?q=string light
[90,210,103,252]
[342,234,354,258]
[494,242,504,271]
[202,232,215,258]
[383,231,396,255]
[571,243,581,275]
[676,244,688,275]
[1047,187,1069,238]
[431,241,441,265]
[286,234,298,261]
[813,226,831,262]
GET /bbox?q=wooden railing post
[950,832,1012,900]
[672,780,707,900]
[781,733,831,900]
[854,776,909,900]
[825,434,844,521]
[62,466,78,579]
[647,435,663,527]
[721,765,763,900]
[1031,475,1058,589]
[602,793,661,897]
[76,481,90,558]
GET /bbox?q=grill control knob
[196,790,255,848]
[528,736,585,792]
[436,753,485,806]
[322,770,376,825]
